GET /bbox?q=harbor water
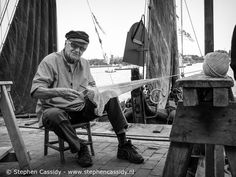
[90,63,236,101]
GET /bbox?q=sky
[56,0,236,59]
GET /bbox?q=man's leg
[104,97,129,134]
[43,107,81,152]
[43,107,93,167]
[81,97,128,144]
[104,97,144,164]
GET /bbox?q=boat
[186,63,192,66]
[105,69,116,73]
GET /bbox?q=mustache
[71,51,80,55]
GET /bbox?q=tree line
[89,51,229,66]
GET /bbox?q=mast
[204,0,214,54]
[204,1,216,177]
[180,0,184,76]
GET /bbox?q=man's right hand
[56,88,82,101]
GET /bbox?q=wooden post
[204,2,214,174]
[0,82,31,170]
[204,0,214,54]
[131,68,145,123]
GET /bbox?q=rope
[180,0,184,76]
[86,0,114,84]
[86,0,106,58]
[184,0,203,57]
[141,14,146,79]
[86,0,107,60]
[0,0,2,42]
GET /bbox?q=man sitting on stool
[31,30,144,167]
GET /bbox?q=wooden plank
[225,146,236,177]
[176,73,234,88]
[7,92,15,111]
[205,144,215,177]
[0,81,13,86]
[0,84,11,94]
[0,85,31,170]
[0,152,17,162]
[183,88,198,106]
[214,145,224,177]
[170,102,236,146]
[229,88,234,101]
[152,125,164,133]
[213,88,228,107]
[162,142,192,177]
[0,147,13,160]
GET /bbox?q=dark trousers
[42,97,128,152]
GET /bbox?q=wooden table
[162,74,236,177]
[0,81,31,170]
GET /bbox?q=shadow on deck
[0,118,171,177]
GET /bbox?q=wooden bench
[162,74,236,177]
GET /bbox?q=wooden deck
[0,118,171,177]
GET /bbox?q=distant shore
[90,65,116,68]
[90,64,134,69]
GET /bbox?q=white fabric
[87,78,162,116]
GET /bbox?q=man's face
[64,39,88,63]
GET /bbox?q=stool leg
[162,142,193,177]
[87,123,95,156]
[58,138,65,164]
[225,146,236,177]
[44,129,49,156]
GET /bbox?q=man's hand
[83,87,96,101]
[56,88,82,101]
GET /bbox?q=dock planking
[0,118,170,177]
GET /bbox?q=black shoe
[70,138,87,153]
[117,140,144,164]
[76,143,93,167]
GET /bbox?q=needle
[79,85,88,96]
[80,84,87,89]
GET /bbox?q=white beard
[64,50,81,64]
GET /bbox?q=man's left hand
[84,87,95,101]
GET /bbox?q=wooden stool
[44,122,94,163]
[162,74,236,177]
[0,81,31,169]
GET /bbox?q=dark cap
[65,30,89,43]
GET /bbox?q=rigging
[86,0,114,83]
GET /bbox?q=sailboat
[105,68,116,73]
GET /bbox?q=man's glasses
[68,40,87,52]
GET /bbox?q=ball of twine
[202,52,230,78]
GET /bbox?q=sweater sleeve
[230,25,236,79]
